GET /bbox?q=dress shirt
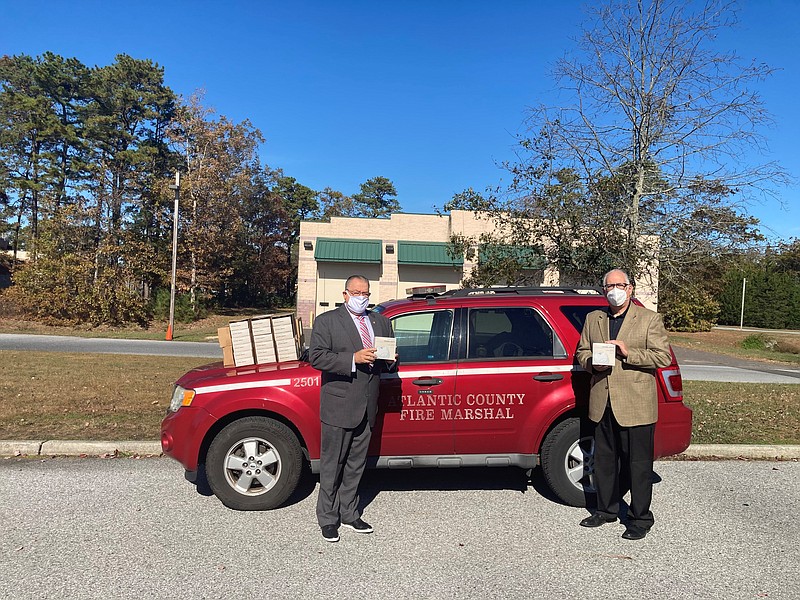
[347,308,374,372]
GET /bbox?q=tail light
[659,367,683,401]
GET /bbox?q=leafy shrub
[741,334,766,350]
[8,255,149,326]
[0,287,24,317]
[150,288,207,323]
[661,288,720,332]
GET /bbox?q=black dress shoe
[342,517,373,534]
[580,514,617,528]
[321,524,339,542]
[622,525,647,540]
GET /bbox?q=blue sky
[2,0,798,241]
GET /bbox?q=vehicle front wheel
[206,416,303,511]
[539,417,595,507]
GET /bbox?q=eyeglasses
[602,283,630,291]
[346,289,371,298]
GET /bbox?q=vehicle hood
[175,360,316,389]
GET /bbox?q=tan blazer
[575,302,672,427]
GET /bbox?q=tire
[540,417,596,507]
[205,416,303,511]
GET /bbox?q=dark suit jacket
[575,302,672,427]
[309,305,395,429]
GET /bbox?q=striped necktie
[357,314,372,349]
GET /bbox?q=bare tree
[449,0,790,295]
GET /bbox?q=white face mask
[606,287,628,307]
[345,293,370,314]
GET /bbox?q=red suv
[161,287,692,510]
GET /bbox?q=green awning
[314,238,382,263]
[398,241,463,266]
[478,244,546,269]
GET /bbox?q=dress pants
[316,414,372,527]
[593,403,655,530]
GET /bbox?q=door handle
[533,373,564,382]
[412,377,443,386]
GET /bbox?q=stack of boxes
[250,316,277,364]
[217,313,303,367]
[228,319,256,366]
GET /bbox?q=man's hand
[607,339,629,358]
[354,348,377,365]
[593,363,611,372]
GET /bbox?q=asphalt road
[2,333,799,383]
[0,457,797,599]
[672,346,800,383]
[0,333,223,358]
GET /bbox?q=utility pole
[739,277,747,330]
[166,171,180,341]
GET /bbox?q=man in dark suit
[309,275,395,543]
[575,269,672,540]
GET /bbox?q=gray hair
[602,269,631,286]
[344,275,370,290]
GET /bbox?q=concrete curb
[679,443,800,461]
[1,441,799,460]
[0,440,162,457]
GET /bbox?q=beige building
[296,210,658,326]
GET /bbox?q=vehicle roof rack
[442,286,602,297]
[404,285,602,301]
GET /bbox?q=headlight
[169,385,195,412]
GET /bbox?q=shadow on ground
[355,466,563,511]
[190,461,662,516]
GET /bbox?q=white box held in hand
[373,336,396,361]
[592,342,617,367]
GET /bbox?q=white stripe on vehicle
[454,365,574,376]
[195,365,580,395]
[194,379,292,395]
[382,364,575,379]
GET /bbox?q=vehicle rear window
[466,307,566,359]
[560,305,602,333]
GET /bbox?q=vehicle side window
[467,307,566,359]
[559,305,598,333]
[391,310,454,363]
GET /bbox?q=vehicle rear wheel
[540,417,595,507]
[206,416,302,511]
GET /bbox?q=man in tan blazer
[575,269,672,540]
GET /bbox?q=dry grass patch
[685,381,800,444]
[3,350,799,445]
[0,351,207,440]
